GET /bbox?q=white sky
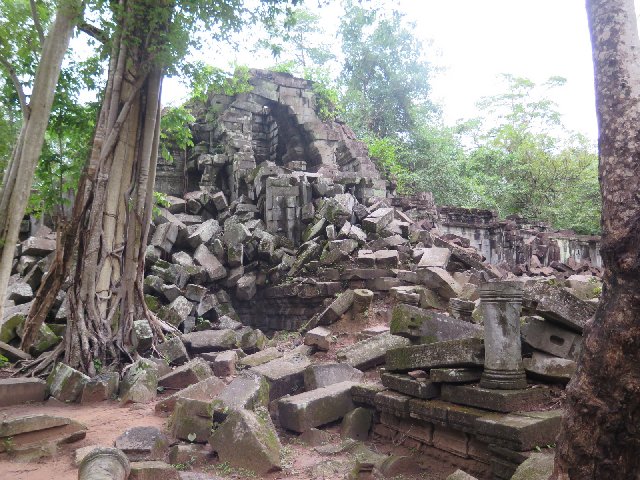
[161,0,640,143]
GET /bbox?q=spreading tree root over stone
[19,0,177,375]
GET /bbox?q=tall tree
[339,0,433,138]
[553,0,640,477]
[0,0,82,325]
[460,75,601,234]
[21,0,297,373]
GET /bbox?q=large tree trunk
[552,0,640,478]
[21,0,174,373]
[0,0,81,324]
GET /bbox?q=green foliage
[256,7,335,74]
[152,191,171,218]
[184,63,253,101]
[0,354,8,367]
[459,75,601,234]
[339,1,434,138]
[306,68,342,122]
[160,106,195,162]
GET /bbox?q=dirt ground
[0,397,455,480]
[0,299,458,480]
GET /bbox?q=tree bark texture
[0,0,82,326]
[22,0,174,373]
[553,0,640,478]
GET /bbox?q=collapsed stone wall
[155,69,386,245]
[0,70,605,480]
[437,206,602,272]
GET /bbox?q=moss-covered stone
[47,362,90,403]
[120,359,158,404]
[208,407,281,474]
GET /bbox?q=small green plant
[92,358,102,373]
[0,354,9,368]
[2,437,14,452]
[153,191,171,217]
[160,106,195,162]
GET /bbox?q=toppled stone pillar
[78,447,130,480]
[352,289,374,323]
[479,281,527,390]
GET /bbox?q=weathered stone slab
[474,410,562,451]
[120,359,159,404]
[169,396,214,442]
[158,358,212,390]
[132,320,153,353]
[429,368,482,384]
[380,372,440,399]
[21,236,56,257]
[209,408,281,474]
[318,289,354,324]
[351,383,386,407]
[115,426,169,462]
[251,354,311,400]
[239,347,282,368]
[418,267,462,299]
[157,336,189,366]
[47,362,90,403]
[150,222,179,254]
[522,280,596,333]
[523,352,576,383]
[304,326,335,351]
[385,338,485,372]
[408,398,488,433]
[278,381,357,432]
[441,385,551,413]
[213,370,270,414]
[390,304,483,344]
[162,296,192,328]
[80,372,119,403]
[362,208,394,233]
[155,376,226,414]
[521,316,582,360]
[193,245,226,282]
[418,247,451,268]
[341,407,373,441]
[209,349,238,376]
[181,329,237,354]
[374,390,411,417]
[0,378,47,406]
[0,416,87,458]
[304,363,364,390]
[0,414,70,437]
[337,332,410,371]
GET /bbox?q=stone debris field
[0,70,602,480]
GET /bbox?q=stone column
[78,447,130,480]
[479,281,527,390]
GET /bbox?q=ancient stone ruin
[0,70,603,480]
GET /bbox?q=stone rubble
[0,69,605,479]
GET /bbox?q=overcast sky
[162,1,640,143]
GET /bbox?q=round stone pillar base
[480,368,528,390]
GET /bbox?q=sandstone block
[303,363,364,390]
[337,332,410,370]
[208,408,281,474]
[277,381,357,433]
[385,338,485,372]
[47,362,90,403]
